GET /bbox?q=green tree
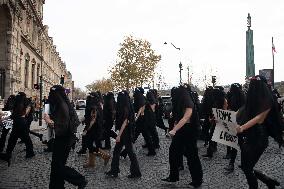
[110,35,161,91]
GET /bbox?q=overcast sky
[43,0,284,90]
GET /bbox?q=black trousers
[6,127,34,157]
[134,116,155,154]
[169,126,203,183]
[110,130,141,175]
[0,127,10,152]
[49,136,85,189]
[240,137,268,189]
[206,123,217,155]
[85,131,102,153]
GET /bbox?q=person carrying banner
[224,83,245,172]
[162,84,203,188]
[236,75,280,189]
[202,87,227,158]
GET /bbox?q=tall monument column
[246,13,255,78]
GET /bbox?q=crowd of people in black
[0,75,283,189]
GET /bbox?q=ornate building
[0,0,73,100]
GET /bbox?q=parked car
[76,100,86,110]
[160,96,172,119]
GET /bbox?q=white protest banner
[0,111,13,129]
[277,97,284,115]
[211,108,239,150]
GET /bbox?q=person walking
[162,84,203,188]
[236,76,280,189]
[44,85,87,189]
[105,90,141,178]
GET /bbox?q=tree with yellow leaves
[85,78,114,94]
[110,35,161,91]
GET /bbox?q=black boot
[77,148,87,155]
[224,162,234,173]
[254,170,280,189]
[0,153,11,167]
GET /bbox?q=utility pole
[272,37,275,88]
[179,62,183,85]
[38,61,43,126]
[187,66,190,84]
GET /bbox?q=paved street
[0,110,283,189]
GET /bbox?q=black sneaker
[161,177,179,182]
[189,181,202,188]
[26,153,35,158]
[202,154,212,159]
[127,174,142,179]
[78,179,88,189]
[77,149,87,155]
[105,171,118,178]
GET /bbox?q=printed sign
[211,108,239,150]
[278,97,284,115]
[0,111,13,129]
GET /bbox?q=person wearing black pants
[102,92,117,150]
[44,85,87,189]
[0,95,15,152]
[0,93,34,166]
[106,91,141,178]
[162,85,203,188]
[236,76,280,189]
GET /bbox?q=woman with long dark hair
[83,91,111,168]
[236,76,280,188]
[0,92,35,166]
[0,95,16,152]
[162,84,203,188]
[105,90,141,178]
[102,92,117,150]
[224,83,245,172]
[44,85,87,189]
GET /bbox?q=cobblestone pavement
[0,110,283,189]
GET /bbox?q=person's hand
[116,135,121,143]
[236,125,244,133]
[169,129,176,137]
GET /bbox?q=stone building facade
[0,0,73,100]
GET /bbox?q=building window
[31,60,36,88]
[24,54,30,88]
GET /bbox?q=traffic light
[34,83,39,90]
[212,76,216,85]
[60,75,65,85]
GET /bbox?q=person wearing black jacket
[44,85,87,189]
[0,95,15,152]
[105,91,141,178]
[162,84,203,188]
[0,93,35,166]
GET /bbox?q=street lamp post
[179,62,183,85]
[38,61,43,126]
[164,41,182,85]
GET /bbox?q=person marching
[162,84,203,188]
[105,90,141,178]
[0,92,35,166]
[236,75,281,189]
[82,91,111,168]
[0,95,16,152]
[44,85,87,189]
[224,83,245,172]
[102,92,117,150]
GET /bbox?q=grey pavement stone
[0,110,283,189]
